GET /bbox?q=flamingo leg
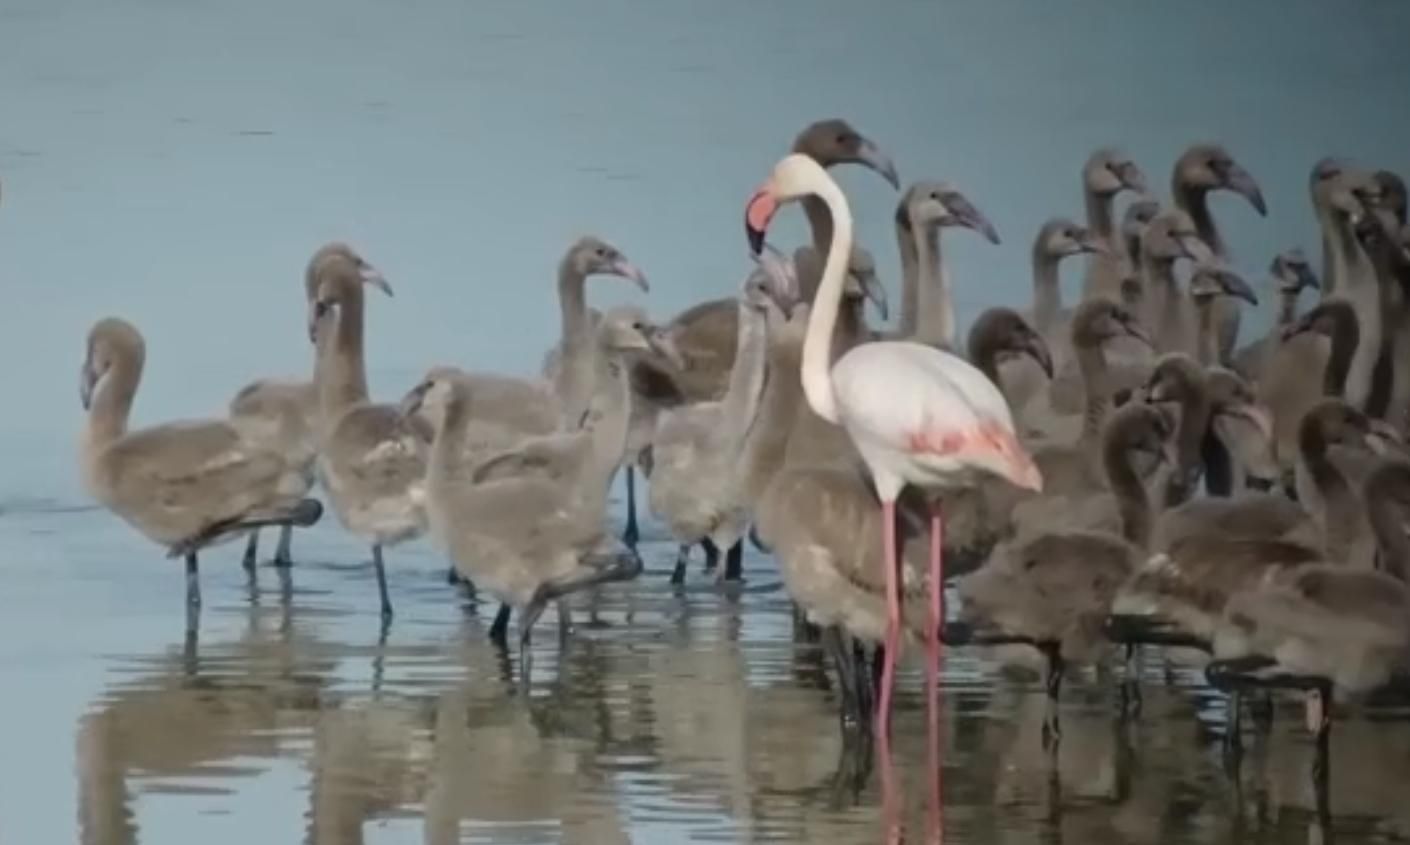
[927,503,945,844]
[877,498,902,744]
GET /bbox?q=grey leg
[489,603,512,647]
[1223,690,1244,762]
[273,524,294,567]
[557,599,573,643]
[372,545,393,620]
[670,544,691,585]
[722,541,743,582]
[823,626,861,732]
[621,466,639,547]
[241,531,259,573]
[518,596,549,684]
[185,553,201,609]
[701,538,721,573]
[1042,645,1065,749]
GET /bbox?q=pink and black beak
[745,186,778,257]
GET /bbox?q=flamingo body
[830,341,1037,500]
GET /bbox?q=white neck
[799,173,853,425]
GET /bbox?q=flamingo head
[745,154,835,256]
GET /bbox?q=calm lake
[2,0,1410,842]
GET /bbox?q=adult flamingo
[743,154,1044,740]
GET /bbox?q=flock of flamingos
[74,118,1410,807]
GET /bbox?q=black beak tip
[746,225,766,257]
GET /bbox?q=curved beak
[744,186,778,256]
[1177,233,1216,263]
[79,361,96,411]
[1075,228,1107,255]
[359,264,394,297]
[1023,332,1055,378]
[648,328,686,371]
[1225,164,1267,216]
[1292,261,1320,291]
[856,139,900,190]
[611,257,650,292]
[853,269,889,321]
[948,194,1001,245]
[1214,267,1259,306]
[1222,401,1274,445]
[1117,161,1148,194]
[1367,420,1409,457]
[1123,320,1154,349]
[398,381,431,420]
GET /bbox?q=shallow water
[4,0,1410,842]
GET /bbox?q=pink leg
[927,504,945,843]
[878,497,904,842]
[877,498,902,744]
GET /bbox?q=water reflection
[64,548,1410,843]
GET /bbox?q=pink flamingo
[743,154,1044,745]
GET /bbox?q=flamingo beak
[856,139,901,190]
[1117,161,1148,194]
[745,186,778,257]
[79,361,97,411]
[649,329,687,371]
[1225,164,1267,216]
[359,264,394,297]
[1024,332,1054,378]
[398,381,431,421]
[1011,453,1044,493]
[1217,268,1259,306]
[611,257,650,292]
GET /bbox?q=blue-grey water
[3,0,1410,842]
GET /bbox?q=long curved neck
[86,356,141,448]
[1075,341,1111,446]
[1104,432,1151,548]
[800,179,854,426]
[317,288,369,418]
[967,332,1002,385]
[741,334,805,501]
[1324,318,1356,397]
[1193,294,1219,366]
[1294,422,1354,558]
[1173,182,1224,258]
[1171,386,1213,504]
[430,390,473,483]
[557,255,592,349]
[1032,244,1062,333]
[913,223,954,348]
[1085,189,1115,246]
[585,351,633,496]
[1142,253,1184,351]
[1276,290,1301,328]
[722,303,770,444]
[895,211,920,337]
[1124,232,1144,275]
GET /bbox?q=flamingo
[743,153,1044,742]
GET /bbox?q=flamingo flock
[68,118,1410,832]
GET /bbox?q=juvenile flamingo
[743,154,1044,742]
